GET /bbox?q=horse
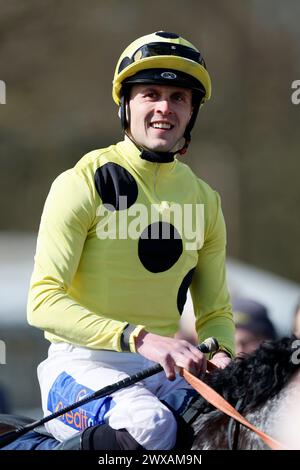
[0,336,299,450]
[190,336,300,449]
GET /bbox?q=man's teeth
[151,122,172,129]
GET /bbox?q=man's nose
[155,98,172,114]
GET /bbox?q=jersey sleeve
[27,169,144,352]
[190,191,235,358]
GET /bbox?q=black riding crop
[0,336,219,448]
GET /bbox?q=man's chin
[143,140,175,153]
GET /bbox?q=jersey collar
[116,137,178,174]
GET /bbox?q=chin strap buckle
[178,138,191,156]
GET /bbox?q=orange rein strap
[182,364,287,450]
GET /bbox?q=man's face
[128,84,193,153]
[235,328,267,356]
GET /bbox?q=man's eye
[144,92,157,99]
[173,94,184,102]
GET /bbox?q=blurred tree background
[1,0,300,282]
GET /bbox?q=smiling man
[27,31,235,450]
[128,84,193,152]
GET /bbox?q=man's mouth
[149,121,174,130]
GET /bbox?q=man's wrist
[120,324,146,352]
[134,329,148,352]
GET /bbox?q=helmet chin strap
[120,94,194,163]
[125,131,191,163]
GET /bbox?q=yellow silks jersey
[27,138,235,357]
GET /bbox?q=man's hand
[210,351,231,369]
[135,330,207,381]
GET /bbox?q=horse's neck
[192,371,300,450]
[191,411,230,450]
[240,373,300,449]
[271,371,300,449]
[192,394,283,450]
[237,393,284,450]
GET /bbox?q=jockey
[27,31,235,450]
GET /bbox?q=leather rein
[182,361,287,450]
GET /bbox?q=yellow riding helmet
[112,31,212,106]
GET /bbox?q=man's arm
[190,190,235,364]
[27,169,144,351]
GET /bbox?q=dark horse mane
[191,336,300,449]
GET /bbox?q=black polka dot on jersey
[94,162,138,211]
[177,267,196,315]
[138,221,183,273]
